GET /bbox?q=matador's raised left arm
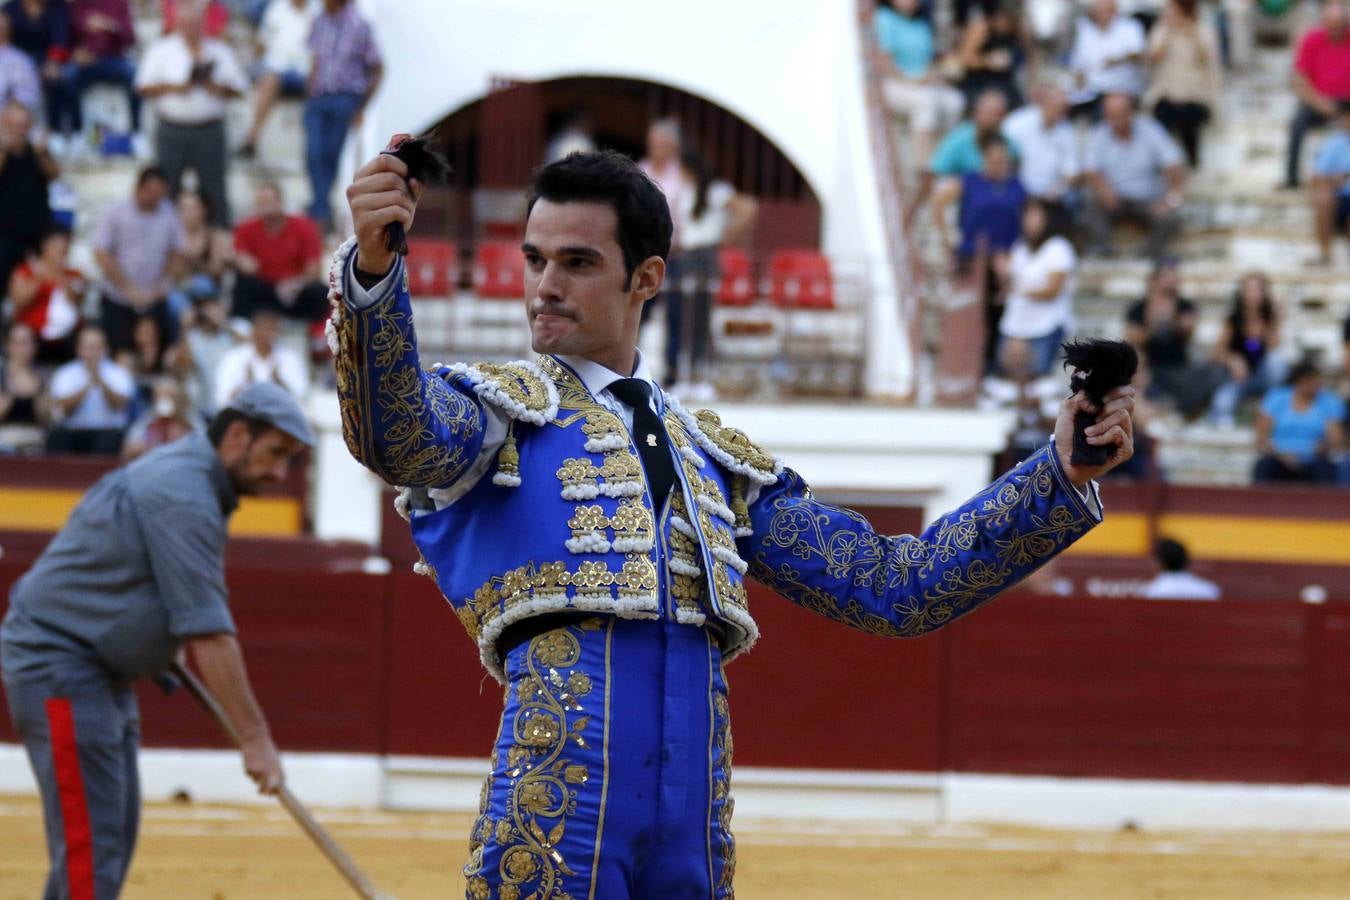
[740,442,1100,636]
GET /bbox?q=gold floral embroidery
[749,453,1092,636]
[557,457,601,500]
[538,356,601,413]
[335,295,480,487]
[469,621,601,899]
[475,362,554,419]
[597,451,642,489]
[711,683,736,892]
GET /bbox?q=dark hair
[1229,272,1275,326]
[1287,360,1321,386]
[38,223,72,246]
[208,408,273,447]
[526,150,673,289]
[137,165,170,188]
[682,150,717,221]
[1023,197,1068,250]
[178,186,213,220]
[1155,538,1189,572]
[977,131,1009,154]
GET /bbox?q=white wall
[362,0,913,396]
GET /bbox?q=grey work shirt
[1,433,238,682]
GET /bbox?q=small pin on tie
[647,433,658,447]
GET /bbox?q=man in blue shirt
[2,382,313,899]
[875,0,964,161]
[904,88,1019,231]
[1310,101,1350,265]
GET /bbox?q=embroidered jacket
[328,243,1103,681]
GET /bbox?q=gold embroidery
[475,362,555,418]
[557,457,601,499]
[750,454,1090,635]
[335,295,480,487]
[539,356,600,412]
[470,622,600,898]
[694,408,776,476]
[609,499,654,549]
[712,683,736,890]
[464,560,660,638]
[597,451,642,488]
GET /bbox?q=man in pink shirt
[1286,0,1350,188]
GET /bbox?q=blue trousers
[3,663,141,900]
[303,92,363,228]
[57,57,142,135]
[464,617,735,898]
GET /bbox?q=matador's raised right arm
[328,243,487,487]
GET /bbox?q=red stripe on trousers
[46,698,96,900]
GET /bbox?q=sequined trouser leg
[462,617,736,899]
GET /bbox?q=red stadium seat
[716,247,756,306]
[768,248,835,310]
[405,238,459,296]
[473,241,525,300]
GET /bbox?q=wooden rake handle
[170,662,391,900]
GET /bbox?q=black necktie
[608,378,676,506]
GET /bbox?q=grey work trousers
[156,118,230,227]
[3,664,141,900]
[1080,196,1182,264]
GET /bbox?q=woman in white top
[665,151,757,395]
[998,197,1077,380]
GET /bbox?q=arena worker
[331,148,1136,897]
[1,382,313,899]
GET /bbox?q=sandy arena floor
[2,795,1350,898]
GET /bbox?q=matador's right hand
[346,153,424,279]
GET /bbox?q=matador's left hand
[1054,385,1136,488]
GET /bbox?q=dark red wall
[3,527,1350,785]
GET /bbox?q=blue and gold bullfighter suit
[327,240,1104,899]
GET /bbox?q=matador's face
[521,199,653,368]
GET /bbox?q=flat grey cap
[226,382,315,447]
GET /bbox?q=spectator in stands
[998,198,1077,382]
[121,375,200,460]
[172,187,231,320]
[0,321,46,453]
[0,101,54,300]
[1082,92,1186,261]
[1124,260,1217,418]
[1310,100,1350,265]
[957,0,1026,110]
[304,0,383,231]
[873,0,964,165]
[45,323,133,454]
[545,105,596,164]
[58,0,140,150]
[0,13,39,113]
[938,133,1027,265]
[213,308,306,408]
[232,181,328,322]
[7,225,83,364]
[906,88,1014,228]
[1285,0,1350,190]
[639,118,685,230]
[1143,537,1221,600]
[161,0,229,38]
[238,0,317,160]
[665,150,757,397]
[1145,0,1222,168]
[1002,77,1081,201]
[1068,0,1148,118]
[1252,361,1343,484]
[94,166,187,354]
[136,2,248,227]
[3,0,69,136]
[183,286,236,415]
[1209,272,1288,426]
[118,311,178,410]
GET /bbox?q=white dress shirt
[135,34,249,124]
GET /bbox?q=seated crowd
[874,0,1350,486]
[0,0,383,457]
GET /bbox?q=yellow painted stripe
[0,487,301,538]
[1064,512,1152,557]
[1158,514,1350,565]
